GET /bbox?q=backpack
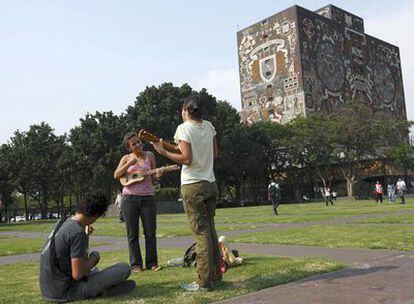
[183,242,197,267]
[269,184,278,197]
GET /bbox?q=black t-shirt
[39,218,88,301]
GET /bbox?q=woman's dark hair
[183,94,202,119]
[123,132,138,151]
[77,191,109,218]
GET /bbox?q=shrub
[154,187,179,202]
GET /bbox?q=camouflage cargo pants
[181,181,222,288]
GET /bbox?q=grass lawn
[0,236,109,257]
[0,219,262,238]
[0,248,343,304]
[230,224,414,251]
[214,200,414,224]
[2,199,413,236]
[355,213,414,224]
[0,237,45,256]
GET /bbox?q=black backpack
[183,242,197,267]
[269,184,278,197]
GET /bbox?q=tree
[330,102,409,197]
[386,143,414,178]
[0,144,15,222]
[10,123,66,218]
[288,115,336,194]
[70,111,126,200]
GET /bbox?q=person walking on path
[114,132,161,273]
[114,190,124,223]
[374,181,384,203]
[39,191,135,302]
[323,187,333,206]
[268,180,280,215]
[151,94,222,292]
[387,182,396,204]
[396,178,407,204]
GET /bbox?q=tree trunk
[24,191,28,221]
[346,177,356,197]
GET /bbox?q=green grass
[2,200,413,236]
[230,224,414,251]
[355,213,414,224]
[0,218,262,238]
[0,237,45,256]
[0,248,343,304]
[0,236,109,257]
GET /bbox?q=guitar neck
[138,129,181,154]
[146,166,177,176]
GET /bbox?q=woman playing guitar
[113,133,161,272]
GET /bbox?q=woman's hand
[127,155,138,166]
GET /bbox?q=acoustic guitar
[138,129,182,154]
[120,164,180,186]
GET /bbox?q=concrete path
[215,251,414,304]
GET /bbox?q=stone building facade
[237,4,407,124]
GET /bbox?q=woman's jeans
[121,195,158,269]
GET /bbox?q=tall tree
[11,123,66,218]
[70,111,126,199]
[0,144,15,222]
[330,102,408,197]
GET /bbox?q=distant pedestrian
[330,189,337,203]
[268,180,280,215]
[324,187,333,206]
[374,181,383,203]
[114,190,124,223]
[396,178,407,204]
[387,182,396,204]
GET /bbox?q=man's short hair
[77,191,109,218]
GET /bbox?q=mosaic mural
[297,5,406,119]
[315,5,364,33]
[237,7,306,124]
[238,5,406,124]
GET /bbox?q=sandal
[131,266,143,273]
[151,265,162,272]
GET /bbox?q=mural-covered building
[237,4,407,124]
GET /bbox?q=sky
[0,0,413,144]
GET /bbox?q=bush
[154,187,179,202]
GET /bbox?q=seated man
[39,191,135,302]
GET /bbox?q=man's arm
[71,252,100,281]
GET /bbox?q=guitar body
[120,170,147,187]
[120,164,180,187]
[138,129,182,154]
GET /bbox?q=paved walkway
[2,210,414,303]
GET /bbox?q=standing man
[396,178,407,204]
[152,95,222,291]
[268,179,280,215]
[387,182,396,204]
[39,191,135,302]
